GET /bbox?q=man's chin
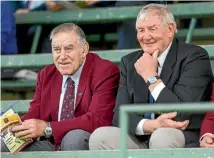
[143,47,158,55]
[143,50,154,55]
[59,70,73,76]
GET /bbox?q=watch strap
[147,75,160,87]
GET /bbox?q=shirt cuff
[135,119,148,135]
[199,133,213,142]
[151,82,165,100]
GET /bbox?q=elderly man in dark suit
[1,23,119,152]
[89,3,213,150]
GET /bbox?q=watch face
[149,76,157,84]
[46,128,52,134]
[45,127,52,136]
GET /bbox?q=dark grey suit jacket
[113,39,213,143]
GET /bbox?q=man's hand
[11,119,47,140]
[15,9,29,14]
[156,112,189,130]
[134,50,159,82]
[85,0,99,6]
[200,134,214,148]
[45,1,63,11]
[143,112,189,134]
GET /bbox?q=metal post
[30,25,42,54]
[120,107,128,158]
[119,103,214,158]
[186,18,197,43]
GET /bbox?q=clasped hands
[10,119,47,140]
[200,134,214,148]
[143,112,189,134]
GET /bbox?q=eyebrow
[136,26,144,30]
[137,24,157,30]
[52,44,74,48]
[64,44,74,48]
[52,45,60,48]
[65,44,74,47]
[148,25,157,29]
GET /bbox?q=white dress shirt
[136,43,172,135]
[58,61,85,121]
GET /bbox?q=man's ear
[168,23,175,39]
[82,42,89,57]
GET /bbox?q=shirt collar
[158,42,172,68]
[62,59,86,88]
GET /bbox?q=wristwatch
[44,122,52,138]
[147,76,160,87]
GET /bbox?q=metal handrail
[119,103,214,158]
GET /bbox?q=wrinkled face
[52,31,88,75]
[136,12,174,55]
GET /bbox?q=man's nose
[59,50,67,59]
[142,31,152,40]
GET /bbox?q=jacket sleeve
[200,112,214,136]
[112,58,145,137]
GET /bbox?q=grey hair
[50,23,86,46]
[136,3,178,33]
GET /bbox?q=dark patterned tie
[60,78,75,121]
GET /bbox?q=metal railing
[119,103,214,158]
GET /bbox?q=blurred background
[1,0,214,100]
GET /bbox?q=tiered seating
[15,2,214,54]
[2,45,214,94]
[1,2,214,158]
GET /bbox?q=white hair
[136,3,178,33]
[50,23,86,46]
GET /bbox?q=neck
[159,39,173,56]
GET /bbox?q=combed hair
[50,23,86,46]
[136,3,178,33]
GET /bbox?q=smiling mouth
[144,42,155,44]
[59,63,70,69]
[144,43,154,46]
[59,62,70,65]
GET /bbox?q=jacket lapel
[75,53,93,108]
[51,71,62,121]
[160,39,178,85]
